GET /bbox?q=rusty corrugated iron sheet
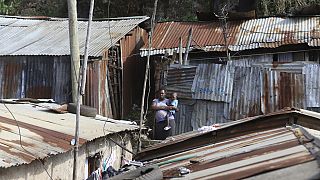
[0,15,149,57]
[191,64,234,102]
[0,56,71,103]
[166,60,318,135]
[253,61,305,74]
[159,128,315,179]
[228,66,262,120]
[120,27,148,117]
[0,57,24,98]
[83,60,113,117]
[140,17,320,56]
[261,70,306,114]
[0,103,138,168]
[0,55,115,117]
[136,109,320,179]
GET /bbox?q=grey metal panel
[0,16,149,57]
[227,55,273,67]
[191,64,234,102]
[175,99,194,135]
[166,85,193,99]
[167,66,197,86]
[191,100,228,130]
[166,65,197,99]
[253,61,305,74]
[174,99,229,135]
[52,56,71,103]
[227,66,262,120]
[303,64,320,107]
[246,161,320,180]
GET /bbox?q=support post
[138,0,158,152]
[67,0,81,103]
[179,37,183,65]
[183,28,192,65]
[72,0,95,179]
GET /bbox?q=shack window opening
[273,54,278,62]
[88,153,102,176]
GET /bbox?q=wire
[102,119,135,155]
[2,103,54,180]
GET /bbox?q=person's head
[158,89,166,100]
[170,92,178,100]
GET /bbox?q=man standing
[151,89,177,140]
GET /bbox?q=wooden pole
[67,0,81,103]
[138,0,158,152]
[179,37,183,65]
[72,0,94,179]
[183,28,192,65]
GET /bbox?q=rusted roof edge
[135,108,320,161]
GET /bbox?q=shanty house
[140,16,320,135]
[0,102,138,180]
[0,15,149,119]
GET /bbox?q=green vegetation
[0,0,319,20]
[258,0,320,16]
[0,0,17,14]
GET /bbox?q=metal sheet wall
[174,99,229,135]
[261,70,306,114]
[191,100,228,129]
[175,99,194,135]
[227,54,273,67]
[0,56,71,103]
[52,56,71,103]
[191,64,234,102]
[303,64,320,107]
[0,55,121,118]
[120,26,148,117]
[164,58,320,134]
[166,66,197,99]
[227,66,262,120]
[0,57,25,98]
[25,56,53,98]
[84,60,113,117]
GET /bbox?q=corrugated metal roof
[136,109,320,179]
[0,16,149,57]
[158,128,315,179]
[0,103,138,168]
[141,17,320,56]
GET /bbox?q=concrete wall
[0,132,133,180]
